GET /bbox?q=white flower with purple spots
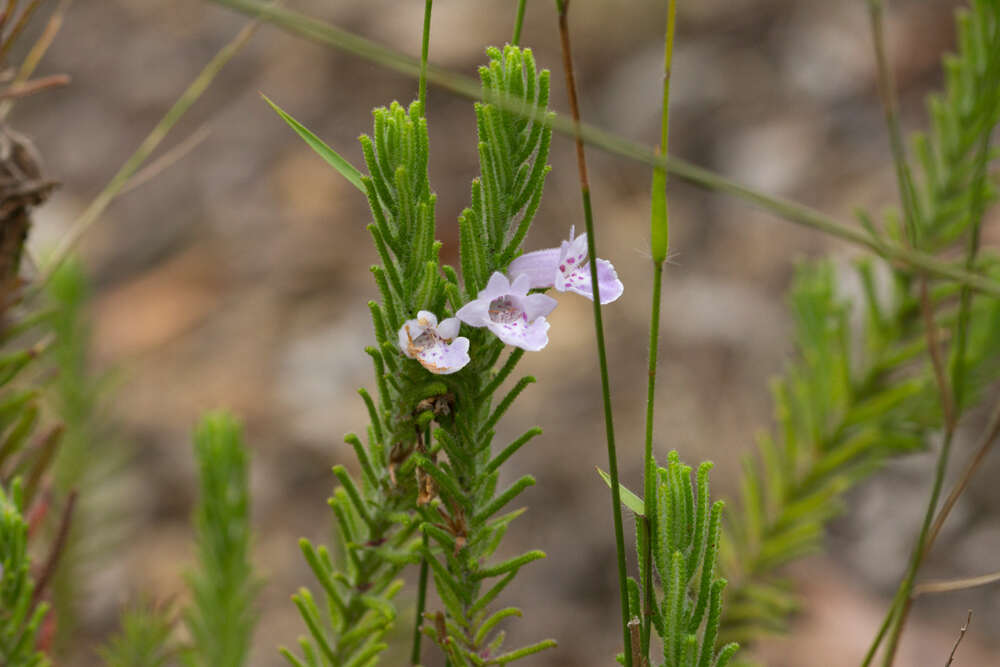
[456,272,558,351]
[507,226,624,304]
[398,311,470,375]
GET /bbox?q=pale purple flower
[456,272,557,351]
[398,311,470,375]
[508,226,624,304]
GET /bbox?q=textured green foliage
[722,1,1000,648]
[722,260,1000,645]
[282,98,436,667]
[411,46,556,666]
[362,100,445,324]
[458,45,553,294]
[183,412,261,667]
[99,601,176,667]
[906,0,1000,251]
[628,452,737,667]
[283,45,555,667]
[0,479,49,667]
[282,97,444,667]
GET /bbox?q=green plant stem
[411,533,429,665]
[419,0,432,112]
[208,0,1000,297]
[867,0,922,244]
[555,3,632,665]
[641,264,663,658]
[873,283,955,666]
[861,594,901,667]
[512,0,527,46]
[641,1,675,658]
[865,3,999,658]
[880,429,954,665]
[879,114,997,667]
[865,3,952,661]
[640,516,653,657]
[582,187,633,667]
[413,12,431,658]
[926,397,1000,552]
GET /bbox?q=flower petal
[487,316,550,351]
[483,271,512,299]
[436,317,461,340]
[522,293,558,321]
[456,298,489,327]
[415,337,471,374]
[508,248,560,289]
[416,310,438,328]
[398,319,424,358]
[559,259,623,304]
[509,272,533,296]
[562,231,589,267]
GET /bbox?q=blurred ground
[13,0,1000,665]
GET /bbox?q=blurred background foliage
[3,0,998,665]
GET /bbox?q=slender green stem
[880,103,997,667]
[867,0,922,245]
[512,0,527,46]
[865,4,948,662]
[864,2,999,660]
[419,0,432,112]
[412,9,431,663]
[640,516,653,657]
[880,428,954,665]
[555,3,632,665]
[926,397,1000,553]
[208,0,1000,297]
[641,1,675,658]
[861,592,901,667]
[582,188,633,667]
[411,533,429,664]
[641,264,664,657]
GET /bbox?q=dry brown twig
[945,610,972,667]
[925,399,1000,554]
[915,572,1000,597]
[0,73,68,99]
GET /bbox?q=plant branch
[917,571,1000,596]
[0,0,72,119]
[945,610,971,667]
[411,13,432,661]
[641,0,676,656]
[920,281,955,430]
[418,0,431,112]
[0,73,69,100]
[0,0,41,61]
[867,0,922,244]
[411,533,429,664]
[512,0,527,46]
[555,2,632,665]
[925,397,1000,553]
